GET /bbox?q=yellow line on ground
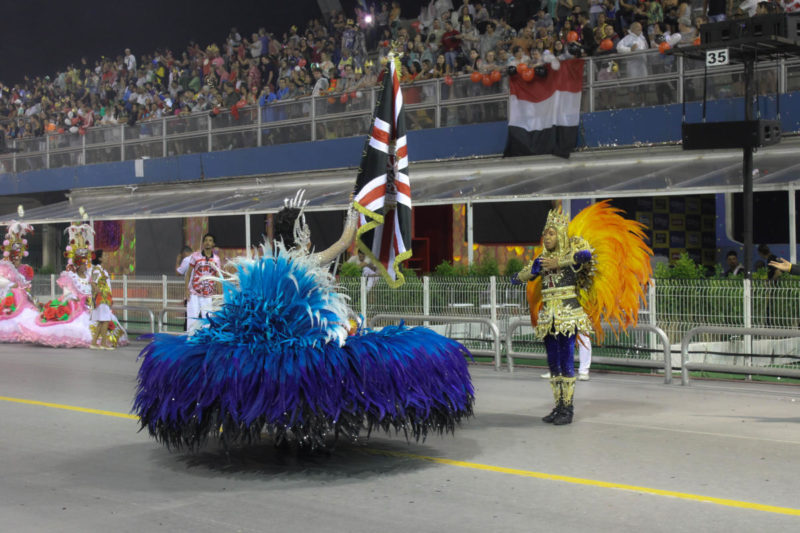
[0,395,138,420]
[361,448,800,517]
[2,394,798,516]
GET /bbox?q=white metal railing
[22,273,800,380]
[4,50,800,175]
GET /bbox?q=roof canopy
[6,139,800,224]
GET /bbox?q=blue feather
[134,246,474,450]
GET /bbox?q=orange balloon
[481,73,492,86]
[516,63,529,75]
[521,68,534,81]
[340,93,349,103]
[470,70,482,83]
[327,96,336,104]
[658,41,671,54]
[490,70,502,83]
[566,31,579,43]
[693,37,701,46]
[600,38,614,51]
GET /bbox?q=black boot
[553,376,575,425]
[542,403,562,423]
[542,376,562,423]
[553,405,573,425]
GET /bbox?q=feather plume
[525,202,652,343]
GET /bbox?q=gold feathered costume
[524,200,653,343]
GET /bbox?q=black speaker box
[682,120,781,150]
[700,14,800,45]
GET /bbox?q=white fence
[29,273,800,378]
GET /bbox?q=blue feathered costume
[134,245,475,450]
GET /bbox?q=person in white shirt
[124,49,136,73]
[616,22,649,79]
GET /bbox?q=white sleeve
[616,35,633,53]
[176,255,191,275]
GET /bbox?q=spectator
[124,48,137,73]
[758,244,780,280]
[725,251,744,276]
[311,67,329,96]
[441,21,462,72]
[616,21,649,78]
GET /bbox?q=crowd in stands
[0,0,794,148]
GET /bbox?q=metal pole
[162,117,167,157]
[743,277,753,376]
[743,57,754,279]
[257,103,263,147]
[245,212,251,259]
[423,276,430,327]
[123,274,128,325]
[360,274,367,322]
[207,114,212,152]
[120,124,125,161]
[790,186,797,265]
[435,79,441,128]
[161,274,168,310]
[467,201,474,266]
[310,96,316,142]
[489,275,497,335]
[587,56,594,113]
[45,135,50,169]
[50,273,56,300]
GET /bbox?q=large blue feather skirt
[134,247,474,450]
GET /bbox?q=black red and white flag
[353,56,412,288]
[504,58,584,159]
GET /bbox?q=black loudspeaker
[700,14,800,44]
[682,120,781,150]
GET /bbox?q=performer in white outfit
[184,233,221,333]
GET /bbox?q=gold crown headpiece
[64,207,94,265]
[544,208,569,231]
[3,205,33,259]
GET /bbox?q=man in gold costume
[512,209,594,426]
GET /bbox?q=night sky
[0,0,427,86]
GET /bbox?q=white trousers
[186,294,213,333]
[577,333,592,374]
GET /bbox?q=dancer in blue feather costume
[134,195,474,450]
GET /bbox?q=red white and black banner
[504,58,584,159]
[353,56,412,288]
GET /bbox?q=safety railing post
[310,96,316,141]
[587,56,594,112]
[360,275,367,322]
[743,278,752,375]
[257,102,263,146]
[123,274,128,325]
[162,275,168,310]
[207,114,212,152]
[435,80,441,128]
[81,134,86,165]
[162,117,167,157]
[45,135,50,169]
[648,279,658,364]
[120,124,125,161]
[50,273,56,300]
[423,276,430,327]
